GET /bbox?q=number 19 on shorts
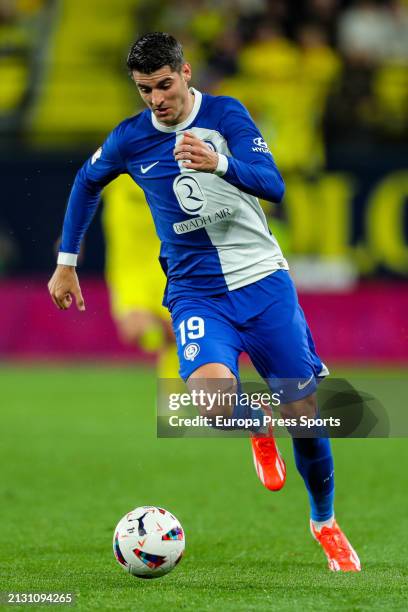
[178,317,205,346]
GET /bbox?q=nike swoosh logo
[141,161,159,174]
[297,374,314,390]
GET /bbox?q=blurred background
[0,0,407,365]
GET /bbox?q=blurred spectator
[374,61,408,140]
[388,0,408,61]
[326,0,408,149]
[286,0,340,45]
[216,21,340,172]
[0,0,54,135]
[190,0,226,49]
[337,0,407,64]
[205,29,242,81]
[323,57,379,149]
[230,0,268,43]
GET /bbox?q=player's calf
[280,392,318,422]
[188,362,286,490]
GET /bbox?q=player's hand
[174,132,218,172]
[48,265,85,311]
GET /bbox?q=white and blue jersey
[60,88,288,306]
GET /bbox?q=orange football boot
[310,519,361,572]
[251,427,286,491]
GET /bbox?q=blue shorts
[169,271,328,401]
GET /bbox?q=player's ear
[181,63,192,84]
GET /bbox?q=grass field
[0,365,407,611]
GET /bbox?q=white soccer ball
[113,506,185,579]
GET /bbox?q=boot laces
[320,527,350,559]
[254,437,277,462]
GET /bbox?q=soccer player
[103,175,179,378]
[48,32,360,572]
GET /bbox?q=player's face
[132,64,193,126]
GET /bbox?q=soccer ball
[113,506,185,579]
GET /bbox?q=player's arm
[174,98,284,203]
[48,127,127,310]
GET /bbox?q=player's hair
[126,32,184,75]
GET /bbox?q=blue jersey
[59,89,288,305]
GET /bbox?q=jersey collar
[151,88,202,133]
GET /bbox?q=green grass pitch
[0,365,407,611]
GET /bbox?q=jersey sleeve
[216,97,285,203]
[59,126,127,256]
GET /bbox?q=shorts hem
[180,359,239,382]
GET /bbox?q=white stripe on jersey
[173,124,288,291]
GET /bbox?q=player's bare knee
[187,363,237,417]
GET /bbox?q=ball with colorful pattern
[113,506,185,578]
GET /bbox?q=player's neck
[173,89,195,126]
[184,89,195,120]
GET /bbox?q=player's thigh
[243,273,323,402]
[170,300,243,382]
[188,362,235,380]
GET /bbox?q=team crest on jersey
[91,147,102,164]
[184,342,200,361]
[173,175,207,215]
[252,137,270,153]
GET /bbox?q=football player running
[48,32,360,572]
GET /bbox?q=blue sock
[292,437,334,521]
[230,395,265,433]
